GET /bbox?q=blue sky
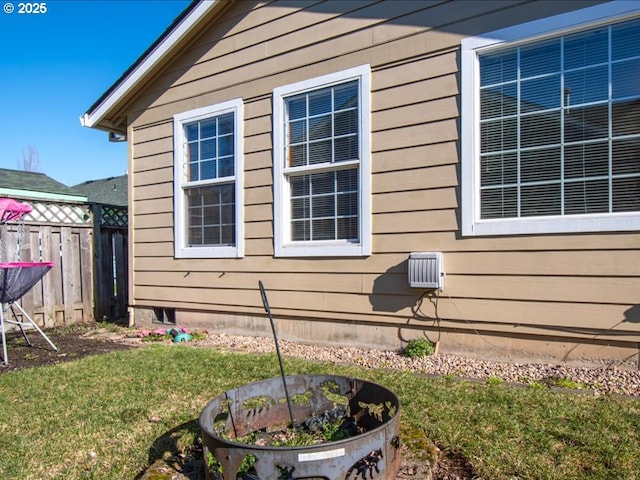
[0,0,191,187]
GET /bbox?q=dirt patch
[0,325,136,374]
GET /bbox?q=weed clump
[403,338,435,358]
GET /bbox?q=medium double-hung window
[462,2,640,235]
[273,65,371,256]
[173,99,244,258]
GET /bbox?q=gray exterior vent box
[408,252,444,290]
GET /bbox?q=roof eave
[81,0,225,134]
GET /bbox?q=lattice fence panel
[25,201,92,225]
[100,205,128,228]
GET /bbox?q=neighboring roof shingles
[73,175,128,206]
[0,168,86,199]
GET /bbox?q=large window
[461,2,640,235]
[173,99,243,258]
[273,65,371,256]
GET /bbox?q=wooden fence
[92,204,129,322]
[1,200,128,328]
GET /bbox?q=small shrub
[403,338,435,358]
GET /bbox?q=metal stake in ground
[258,280,295,429]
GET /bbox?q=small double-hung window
[173,99,243,258]
[461,2,640,235]
[273,65,371,257]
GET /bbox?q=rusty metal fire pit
[199,374,401,479]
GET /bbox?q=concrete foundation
[132,307,639,370]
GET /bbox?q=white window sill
[275,242,370,258]
[463,213,640,237]
[175,246,242,259]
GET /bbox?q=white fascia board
[81,0,220,130]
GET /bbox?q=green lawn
[0,344,638,479]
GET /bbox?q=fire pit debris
[199,374,401,479]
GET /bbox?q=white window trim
[273,64,371,257]
[461,1,640,236]
[173,98,244,258]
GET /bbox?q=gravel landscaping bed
[193,332,640,397]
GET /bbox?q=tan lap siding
[127,0,638,347]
